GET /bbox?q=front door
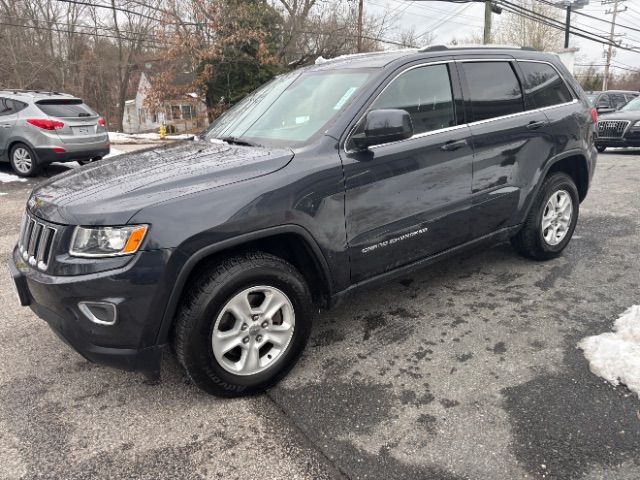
[341,62,473,283]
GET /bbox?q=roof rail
[418,43,537,52]
[0,89,65,95]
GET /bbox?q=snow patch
[108,131,195,144]
[104,147,125,158]
[578,305,640,397]
[0,172,27,183]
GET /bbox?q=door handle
[0,124,11,128]
[526,120,548,130]
[440,139,467,151]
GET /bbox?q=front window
[204,69,373,147]
[621,97,640,111]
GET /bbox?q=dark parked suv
[9,46,597,396]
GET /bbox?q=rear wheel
[511,172,579,260]
[78,157,101,166]
[596,145,607,153]
[172,252,313,397]
[10,143,39,177]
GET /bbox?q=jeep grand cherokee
[9,46,597,396]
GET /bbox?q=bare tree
[495,0,563,51]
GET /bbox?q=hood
[29,141,294,225]
[598,110,640,122]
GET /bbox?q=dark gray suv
[0,90,109,176]
[9,46,597,396]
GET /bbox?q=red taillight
[27,118,64,130]
[52,147,66,153]
[98,117,106,127]
[591,107,598,124]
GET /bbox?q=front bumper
[35,145,110,164]
[9,246,172,375]
[595,129,640,147]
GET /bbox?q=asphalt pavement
[0,150,638,480]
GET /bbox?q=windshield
[621,97,640,111]
[586,94,596,105]
[204,68,373,147]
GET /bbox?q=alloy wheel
[541,189,573,246]
[211,286,295,376]
[13,147,32,174]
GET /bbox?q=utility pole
[602,0,624,90]
[483,0,492,44]
[564,2,572,48]
[357,0,364,52]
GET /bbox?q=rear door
[0,98,17,157]
[35,99,103,145]
[457,58,554,239]
[341,60,474,282]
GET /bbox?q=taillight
[52,147,66,153]
[98,117,106,127]
[590,107,598,124]
[27,118,64,130]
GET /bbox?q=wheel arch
[155,225,333,345]
[544,152,590,202]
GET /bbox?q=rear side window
[370,63,456,135]
[461,62,524,122]
[0,97,14,116]
[519,61,573,109]
[36,99,97,118]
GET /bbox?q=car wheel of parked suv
[596,145,607,153]
[511,172,579,260]
[78,157,101,166]
[172,252,313,396]
[10,143,40,177]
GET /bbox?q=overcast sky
[369,0,640,74]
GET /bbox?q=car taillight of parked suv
[0,90,109,176]
[9,46,597,396]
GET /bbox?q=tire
[78,157,101,166]
[10,143,40,177]
[172,252,313,397]
[596,145,607,153]
[511,172,579,261]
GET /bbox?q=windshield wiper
[219,136,261,147]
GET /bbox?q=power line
[496,0,640,52]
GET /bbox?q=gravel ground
[0,150,638,480]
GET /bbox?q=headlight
[633,120,640,127]
[70,225,148,257]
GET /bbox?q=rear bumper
[8,246,172,375]
[35,145,110,164]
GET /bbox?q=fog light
[78,301,117,325]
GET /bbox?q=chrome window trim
[343,57,580,154]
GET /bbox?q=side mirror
[351,109,413,150]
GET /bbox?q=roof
[141,63,197,87]
[305,45,556,72]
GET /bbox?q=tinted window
[0,97,14,116]
[611,93,627,109]
[462,62,523,122]
[519,61,573,109]
[597,94,611,108]
[36,99,97,118]
[369,64,455,135]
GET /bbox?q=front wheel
[172,252,313,396]
[596,145,607,153]
[511,172,579,260]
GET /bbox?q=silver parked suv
[0,90,109,176]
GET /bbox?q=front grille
[18,212,57,271]
[597,120,630,138]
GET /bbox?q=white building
[122,69,209,134]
